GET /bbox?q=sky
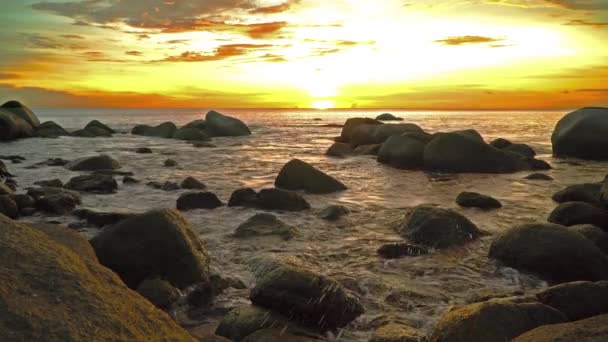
[0,0,607,109]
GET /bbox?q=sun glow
[311,100,335,109]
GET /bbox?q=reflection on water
[5,108,607,340]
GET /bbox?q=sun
[311,100,335,109]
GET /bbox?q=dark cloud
[22,33,62,49]
[434,35,505,46]
[125,51,143,56]
[564,19,608,27]
[162,44,273,62]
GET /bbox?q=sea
[3,108,606,340]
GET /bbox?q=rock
[452,129,485,142]
[71,128,96,138]
[569,224,608,254]
[424,131,528,173]
[205,110,251,137]
[132,122,177,138]
[353,144,382,155]
[91,209,210,289]
[27,186,81,203]
[34,179,63,188]
[4,182,16,192]
[552,183,602,205]
[215,306,291,342]
[34,121,71,138]
[234,213,298,240]
[181,176,206,190]
[490,138,512,149]
[65,174,118,194]
[0,196,18,219]
[123,176,139,184]
[456,192,502,210]
[0,182,14,195]
[377,132,432,169]
[504,143,536,158]
[136,277,180,310]
[147,181,180,191]
[326,142,353,158]
[275,159,347,194]
[173,127,209,141]
[430,299,566,342]
[370,323,421,342]
[319,205,349,221]
[512,314,608,342]
[340,118,383,142]
[1,100,40,128]
[0,107,34,140]
[548,202,608,230]
[72,208,136,227]
[136,147,152,153]
[30,187,82,215]
[164,159,178,167]
[536,281,608,321]
[250,258,364,331]
[529,158,552,170]
[0,215,196,341]
[377,243,429,259]
[85,119,115,134]
[242,329,320,342]
[182,119,207,131]
[376,113,403,121]
[177,192,223,211]
[525,173,553,181]
[258,188,311,212]
[65,155,121,171]
[193,141,217,148]
[228,188,260,208]
[36,158,69,167]
[552,107,608,160]
[9,194,35,211]
[398,205,482,249]
[351,123,425,147]
[489,223,608,283]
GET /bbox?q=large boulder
[430,299,566,342]
[456,192,502,210]
[173,127,209,141]
[34,121,71,138]
[339,118,382,142]
[65,174,118,194]
[205,110,251,137]
[258,188,311,212]
[90,209,211,289]
[132,122,177,138]
[569,224,608,254]
[136,277,180,311]
[1,100,39,128]
[548,201,608,230]
[512,314,608,342]
[536,281,608,321]
[249,258,364,331]
[552,183,602,205]
[552,107,608,160]
[377,132,432,169]
[398,205,482,249]
[424,130,528,173]
[275,159,347,194]
[65,155,121,171]
[0,108,34,140]
[325,142,353,158]
[234,213,298,240]
[0,215,196,341]
[176,192,223,211]
[85,120,115,134]
[489,223,608,283]
[351,123,425,147]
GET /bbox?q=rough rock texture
[552,107,608,160]
[90,209,211,289]
[512,314,608,342]
[132,122,178,138]
[536,281,608,321]
[370,323,421,342]
[456,192,502,210]
[548,201,608,230]
[0,107,34,140]
[275,159,347,194]
[0,215,195,341]
[65,155,121,171]
[205,110,251,137]
[176,192,223,211]
[234,213,298,240]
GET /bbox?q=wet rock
[525,173,553,181]
[529,158,552,170]
[548,201,608,230]
[504,143,536,158]
[340,118,383,143]
[181,176,206,190]
[512,313,608,342]
[318,205,349,221]
[216,306,291,342]
[177,192,223,211]
[34,179,63,188]
[37,194,80,215]
[275,159,347,194]
[1,100,40,128]
[136,147,152,154]
[136,277,180,310]
[0,215,196,341]
[132,122,177,138]
[186,281,217,308]
[0,196,18,219]
[65,155,121,171]
[72,208,136,227]
[250,257,364,331]
[182,119,207,131]
[85,120,115,134]
[91,208,211,289]
[0,182,14,195]
[398,205,482,249]
[536,281,608,321]
[34,121,71,138]
[377,243,429,259]
[326,142,353,158]
[569,224,608,254]
[123,176,139,184]
[235,213,298,240]
[9,194,35,212]
[552,107,608,160]
[27,186,81,203]
[4,182,16,192]
[490,138,512,149]
[376,113,403,121]
[228,188,260,208]
[430,299,566,342]
[456,192,502,210]
[377,132,432,169]
[0,107,34,140]
[173,127,209,141]
[65,174,118,194]
[552,182,602,205]
[351,123,425,147]
[258,188,310,212]
[370,323,421,342]
[354,143,382,155]
[147,181,180,191]
[205,110,251,137]
[489,223,608,283]
[164,159,177,167]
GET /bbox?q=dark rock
[132,122,177,138]
[552,107,608,160]
[65,155,121,171]
[65,174,118,194]
[37,194,80,215]
[71,129,96,138]
[377,243,429,259]
[91,208,211,289]
[430,299,566,342]
[456,192,502,210]
[182,119,207,131]
[9,194,35,211]
[275,159,347,194]
[489,223,608,283]
[525,173,553,181]
[529,158,552,170]
[37,158,70,167]
[325,142,353,158]
[353,144,382,155]
[34,121,71,138]
[27,186,81,203]
[569,224,608,254]
[136,277,180,310]
[318,205,349,221]
[548,202,608,230]
[258,188,310,212]
[490,138,512,149]
[1,100,40,128]
[20,207,37,216]
[398,205,482,249]
[181,176,206,190]
[0,196,18,219]
[250,258,364,331]
[340,118,383,143]
[173,127,209,141]
[147,181,180,191]
[34,179,63,188]
[376,113,403,121]
[351,123,425,147]
[536,281,608,321]
[72,208,136,227]
[0,107,33,140]
[177,192,223,211]
[85,120,115,134]
[123,176,139,184]
[234,213,298,240]
[205,110,251,137]
[0,182,14,195]
[377,132,432,169]
[370,323,421,342]
[552,183,602,205]
[164,159,177,167]
[228,188,260,208]
[504,143,536,158]
[136,147,152,154]
[216,306,291,342]
[4,182,16,192]
[512,313,608,342]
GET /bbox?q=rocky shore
[2,102,608,341]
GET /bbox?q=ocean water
[3,108,607,340]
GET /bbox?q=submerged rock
[536,281,608,321]
[164,159,178,167]
[318,205,349,221]
[552,107,608,160]
[132,122,177,138]
[34,179,63,188]
[65,155,121,171]
[176,192,223,211]
[377,242,429,259]
[234,213,298,240]
[512,314,608,342]
[123,176,139,184]
[456,192,502,210]
[65,174,118,194]
[205,110,251,137]
[275,159,347,194]
[136,147,152,154]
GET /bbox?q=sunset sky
[0,0,607,109]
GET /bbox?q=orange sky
[0,0,607,109]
